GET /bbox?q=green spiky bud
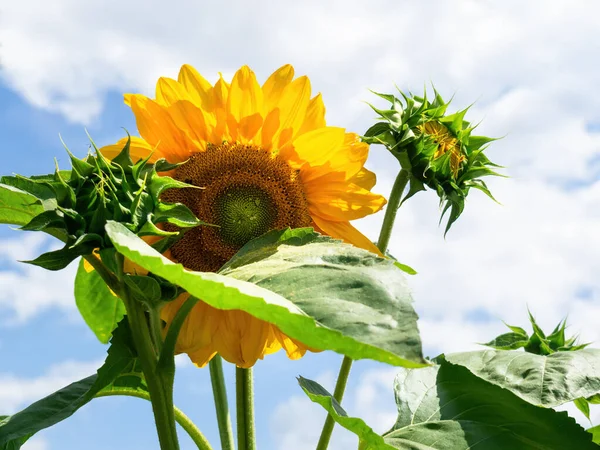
[363,87,505,234]
[3,135,208,271]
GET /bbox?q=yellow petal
[272,76,311,147]
[304,172,387,221]
[161,296,221,355]
[129,94,196,163]
[210,74,230,143]
[99,136,160,163]
[312,216,383,256]
[188,347,218,368]
[261,109,280,151]
[213,310,271,368]
[298,93,326,136]
[155,77,194,106]
[238,113,263,143]
[227,66,263,123]
[166,100,208,150]
[349,167,377,190]
[177,64,214,110]
[262,64,294,113]
[281,127,345,167]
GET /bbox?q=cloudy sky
[1,1,599,449]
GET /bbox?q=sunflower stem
[209,355,235,450]
[115,255,180,450]
[236,367,256,450]
[315,168,410,450]
[95,388,213,450]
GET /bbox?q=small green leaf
[298,376,392,450]
[587,425,600,444]
[481,332,529,350]
[574,397,591,420]
[153,202,204,228]
[106,223,426,367]
[22,246,86,271]
[124,274,163,305]
[74,259,126,343]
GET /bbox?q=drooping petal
[212,310,271,368]
[262,64,294,113]
[312,216,383,256]
[161,296,221,355]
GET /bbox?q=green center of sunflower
[214,185,275,247]
[161,142,312,272]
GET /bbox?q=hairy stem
[210,355,235,450]
[236,367,256,450]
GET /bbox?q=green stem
[236,367,256,450]
[315,168,410,450]
[210,356,235,450]
[95,389,213,450]
[374,168,410,254]
[124,295,180,450]
[315,356,353,450]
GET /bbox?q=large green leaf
[105,222,425,367]
[588,425,600,445]
[445,349,600,407]
[0,320,136,449]
[383,359,597,449]
[74,258,126,343]
[0,184,44,226]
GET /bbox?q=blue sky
[1,1,600,449]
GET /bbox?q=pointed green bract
[364,88,503,234]
[444,348,600,408]
[106,223,426,367]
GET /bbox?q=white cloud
[0,359,102,414]
[1,0,600,445]
[0,233,77,324]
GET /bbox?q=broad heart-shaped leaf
[105,222,426,367]
[74,258,126,343]
[383,359,597,450]
[0,184,44,226]
[220,228,424,365]
[445,349,600,407]
[298,376,393,450]
[0,320,136,449]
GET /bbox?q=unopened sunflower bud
[4,136,206,270]
[363,87,504,234]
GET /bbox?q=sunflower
[101,64,386,368]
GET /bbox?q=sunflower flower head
[100,64,387,368]
[8,138,203,271]
[364,87,504,234]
